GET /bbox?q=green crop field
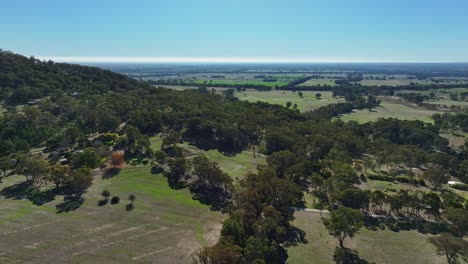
[236,90,345,112]
[340,101,441,123]
[287,212,446,264]
[0,166,224,263]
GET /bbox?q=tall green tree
[428,233,468,264]
[324,207,364,248]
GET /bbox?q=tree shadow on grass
[283,226,308,247]
[98,199,108,206]
[1,181,59,205]
[125,203,134,211]
[334,247,373,264]
[102,167,121,179]
[0,180,86,213]
[56,194,85,213]
[364,215,448,235]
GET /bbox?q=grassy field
[426,99,468,107]
[357,78,436,86]
[440,132,468,149]
[148,73,304,88]
[287,212,446,264]
[193,79,288,87]
[149,135,265,180]
[297,78,337,86]
[340,101,441,123]
[0,166,224,263]
[180,142,265,180]
[354,74,462,87]
[398,88,468,107]
[236,90,345,112]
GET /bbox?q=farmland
[236,90,344,112]
[0,166,224,263]
[340,100,442,123]
[297,78,337,86]
[144,73,304,88]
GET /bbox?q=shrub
[368,175,394,182]
[151,165,164,174]
[360,173,367,182]
[111,196,120,204]
[452,184,468,191]
[396,176,410,183]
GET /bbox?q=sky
[1,0,468,63]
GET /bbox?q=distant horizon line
[35,56,468,64]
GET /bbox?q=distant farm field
[353,74,465,87]
[0,167,223,263]
[297,78,337,86]
[287,212,446,264]
[193,79,288,87]
[236,90,345,112]
[340,101,441,123]
[398,88,468,107]
[147,73,305,88]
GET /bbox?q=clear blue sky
[2,0,468,62]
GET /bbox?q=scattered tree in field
[423,166,449,191]
[315,93,322,99]
[129,194,136,204]
[48,164,70,188]
[111,151,124,168]
[101,190,111,201]
[324,207,364,248]
[428,233,468,264]
[69,167,93,192]
[445,207,468,238]
[126,194,136,210]
[286,101,292,108]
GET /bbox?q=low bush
[111,196,120,204]
[396,176,410,183]
[368,174,394,182]
[452,184,468,191]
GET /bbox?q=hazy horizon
[2,0,468,62]
[32,56,468,64]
